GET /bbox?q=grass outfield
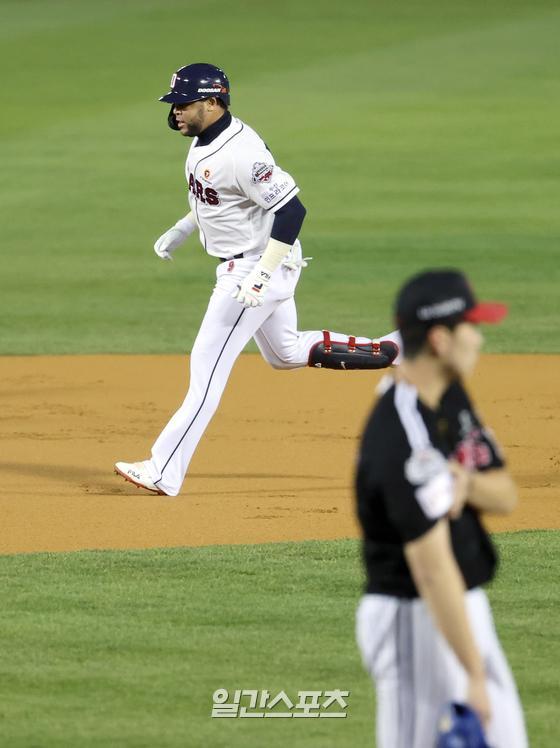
[0,532,557,746]
[1,0,559,354]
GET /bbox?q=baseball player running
[115,62,401,497]
[355,270,527,747]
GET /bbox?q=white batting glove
[232,265,272,308]
[154,214,196,261]
[282,255,313,271]
[281,240,312,271]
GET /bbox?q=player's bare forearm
[405,520,485,679]
[467,468,518,515]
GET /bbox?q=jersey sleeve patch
[234,148,298,210]
[404,447,448,485]
[252,162,274,183]
[405,447,453,520]
[414,470,454,520]
[438,381,505,471]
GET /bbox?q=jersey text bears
[189,173,220,205]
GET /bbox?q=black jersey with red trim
[355,378,503,598]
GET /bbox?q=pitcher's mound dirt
[0,354,558,554]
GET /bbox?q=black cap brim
[159,92,203,104]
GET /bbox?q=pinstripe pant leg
[410,596,466,748]
[409,589,528,748]
[356,595,403,747]
[469,591,528,748]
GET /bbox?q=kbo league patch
[252,162,274,184]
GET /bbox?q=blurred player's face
[173,100,222,137]
[438,322,483,378]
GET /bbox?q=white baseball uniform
[145,115,402,496]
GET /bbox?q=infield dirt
[0,354,558,554]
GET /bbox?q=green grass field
[0,533,557,747]
[1,0,559,354]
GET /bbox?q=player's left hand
[232,265,271,308]
[282,255,313,271]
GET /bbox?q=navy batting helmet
[436,703,491,748]
[159,62,230,130]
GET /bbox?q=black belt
[219,253,244,263]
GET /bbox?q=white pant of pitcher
[356,588,528,748]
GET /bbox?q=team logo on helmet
[252,162,274,184]
[170,73,178,87]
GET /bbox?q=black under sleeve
[270,195,306,244]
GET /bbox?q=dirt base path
[0,355,558,554]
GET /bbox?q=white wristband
[258,237,292,274]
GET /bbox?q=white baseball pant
[145,248,401,496]
[356,588,528,748]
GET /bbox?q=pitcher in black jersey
[355,270,527,748]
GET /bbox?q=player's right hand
[154,227,188,261]
[232,265,271,308]
[466,672,491,729]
